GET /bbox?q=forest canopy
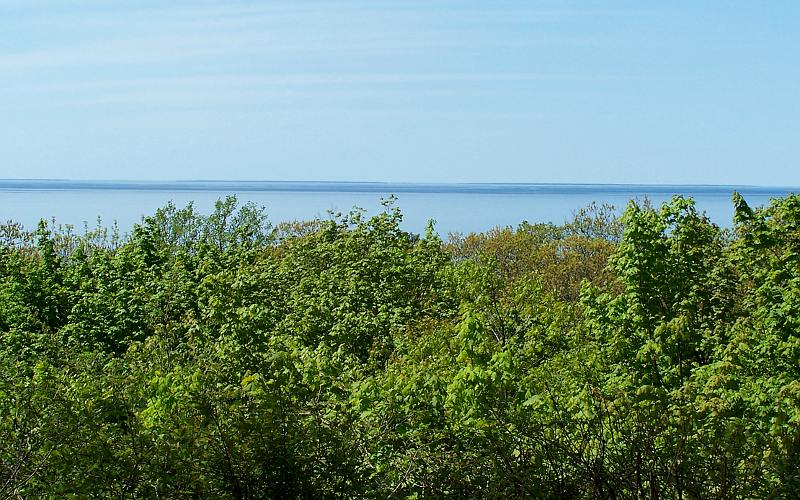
[1,194,798,498]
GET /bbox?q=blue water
[1,180,796,236]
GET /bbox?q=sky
[1,1,798,185]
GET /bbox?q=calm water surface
[1,181,796,236]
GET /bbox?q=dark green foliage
[1,194,799,498]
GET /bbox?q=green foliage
[1,194,799,498]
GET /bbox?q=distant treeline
[1,194,798,498]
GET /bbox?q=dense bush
[1,194,798,498]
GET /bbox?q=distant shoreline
[0,179,795,197]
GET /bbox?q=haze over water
[2,180,794,236]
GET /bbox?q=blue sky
[1,1,798,185]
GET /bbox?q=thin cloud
[0,35,601,72]
[1,2,628,72]
[34,73,632,93]
[5,72,630,113]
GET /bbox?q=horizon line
[1,179,797,196]
[1,178,796,188]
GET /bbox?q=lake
[1,180,796,236]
